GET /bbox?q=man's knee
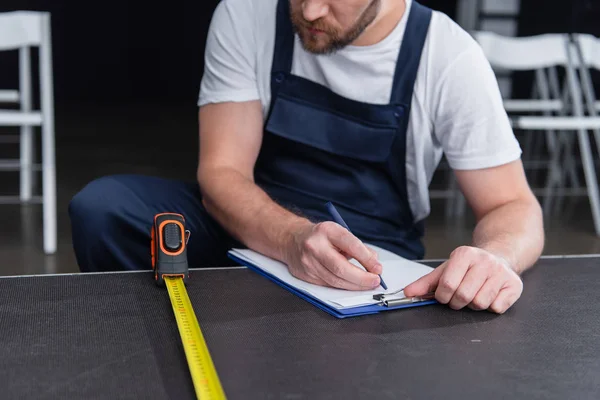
[69,175,125,229]
[69,175,145,271]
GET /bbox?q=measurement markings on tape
[165,276,225,399]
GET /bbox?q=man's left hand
[403,246,523,314]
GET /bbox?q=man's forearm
[198,167,312,262]
[472,196,545,275]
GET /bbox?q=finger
[314,256,377,290]
[325,224,382,275]
[489,286,521,314]
[448,266,489,310]
[368,247,379,260]
[317,245,380,289]
[349,247,378,260]
[468,275,505,311]
[289,266,330,288]
[339,250,352,259]
[403,262,446,297]
[340,248,371,260]
[435,256,472,305]
[338,249,368,260]
[301,274,330,287]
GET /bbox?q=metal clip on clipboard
[373,289,436,307]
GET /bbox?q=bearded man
[69,0,544,314]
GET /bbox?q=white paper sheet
[229,245,434,310]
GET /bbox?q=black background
[0,0,598,106]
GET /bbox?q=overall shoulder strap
[271,0,295,75]
[389,1,432,105]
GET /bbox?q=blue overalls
[255,0,432,259]
[67,1,432,271]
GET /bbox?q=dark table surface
[1,256,599,399]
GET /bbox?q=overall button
[275,73,285,83]
[394,106,404,118]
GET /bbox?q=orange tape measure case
[151,212,190,285]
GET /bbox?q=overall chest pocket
[265,91,404,163]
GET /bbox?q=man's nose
[302,0,329,22]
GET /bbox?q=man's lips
[308,27,325,34]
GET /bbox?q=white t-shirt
[198,0,521,223]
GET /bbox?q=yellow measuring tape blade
[165,276,226,399]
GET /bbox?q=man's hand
[403,160,542,314]
[283,221,383,291]
[403,246,523,314]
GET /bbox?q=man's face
[289,0,381,54]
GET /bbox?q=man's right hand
[283,221,383,291]
[197,100,382,289]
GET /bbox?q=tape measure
[151,212,226,399]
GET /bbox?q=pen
[379,293,435,307]
[325,202,388,290]
[373,290,436,302]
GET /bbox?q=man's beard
[290,0,381,55]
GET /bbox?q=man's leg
[68,174,241,272]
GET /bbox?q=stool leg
[19,46,34,202]
[574,36,600,164]
[19,126,34,202]
[42,161,57,254]
[566,39,600,236]
[40,14,57,254]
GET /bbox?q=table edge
[1,253,598,279]
[0,266,247,279]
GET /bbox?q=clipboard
[228,250,437,319]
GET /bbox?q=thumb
[403,263,445,297]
